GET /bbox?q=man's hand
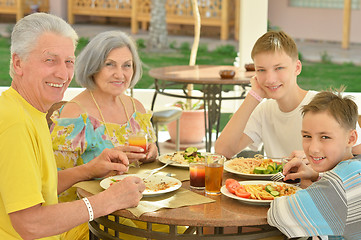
[105,176,145,209]
[85,148,130,179]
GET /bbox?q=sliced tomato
[225,179,241,194]
[225,179,238,187]
[235,188,251,199]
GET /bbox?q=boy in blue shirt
[268,89,361,239]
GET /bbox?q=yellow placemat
[74,180,214,218]
[128,160,190,181]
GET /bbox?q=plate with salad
[221,179,301,205]
[158,147,224,168]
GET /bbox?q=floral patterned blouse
[50,99,156,202]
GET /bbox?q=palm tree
[147,0,168,50]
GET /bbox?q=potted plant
[167,100,207,145]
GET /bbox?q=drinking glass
[189,162,205,189]
[205,154,225,195]
[128,132,147,151]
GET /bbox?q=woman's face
[93,47,134,96]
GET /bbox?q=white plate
[158,153,190,168]
[158,152,223,168]
[221,180,301,205]
[224,159,281,180]
[100,174,182,197]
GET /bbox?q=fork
[144,160,175,179]
[270,172,285,182]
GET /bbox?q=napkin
[74,180,215,218]
[127,188,214,217]
[128,160,190,181]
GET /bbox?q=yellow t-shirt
[0,87,59,240]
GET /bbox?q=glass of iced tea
[189,161,205,189]
[128,132,147,151]
[205,154,225,195]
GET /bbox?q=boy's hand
[289,150,309,164]
[283,157,318,182]
[250,76,267,99]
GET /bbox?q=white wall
[268,0,361,43]
[237,0,268,70]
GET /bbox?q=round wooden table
[149,65,253,152]
[78,171,284,240]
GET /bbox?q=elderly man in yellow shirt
[0,12,145,240]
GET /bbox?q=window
[289,0,360,9]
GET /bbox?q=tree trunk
[186,0,201,108]
[147,0,168,50]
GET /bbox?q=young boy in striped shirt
[268,89,361,239]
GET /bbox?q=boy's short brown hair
[302,88,358,130]
[251,31,298,61]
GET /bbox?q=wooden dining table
[149,65,254,152]
[77,165,284,240]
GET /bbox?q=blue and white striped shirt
[268,157,361,240]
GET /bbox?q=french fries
[242,183,297,200]
[244,185,274,200]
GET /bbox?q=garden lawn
[0,36,360,92]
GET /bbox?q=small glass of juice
[189,161,205,189]
[128,132,147,151]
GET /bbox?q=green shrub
[320,51,332,64]
[136,38,146,49]
[180,42,191,52]
[75,37,89,55]
[169,40,177,49]
[214,44,236,56]
[198,44,208,53]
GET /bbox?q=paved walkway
[1,22,361,65]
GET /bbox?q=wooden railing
[0,0,49,21]
[67,0,237,40]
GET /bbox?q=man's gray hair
[10,12,78,78]
[75,31,142,89]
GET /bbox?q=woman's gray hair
[75,31,142,89]
[10,12,78,78]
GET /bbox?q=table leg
[202,84,222,152]
[151,90,158,111]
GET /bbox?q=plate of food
[100,174,182,197]
[224,156,284,180]
[158,147,224,168]
[221,179,301,205]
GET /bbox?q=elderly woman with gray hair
[50,31,158,203]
